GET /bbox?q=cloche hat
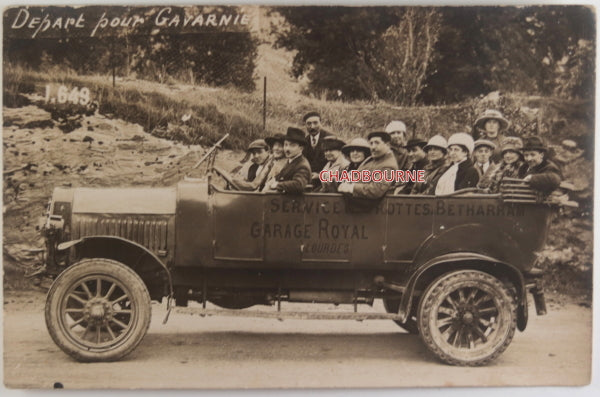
[424,135,448,153]
[342,137,371,156]
[447,132,475,154]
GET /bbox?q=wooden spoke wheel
[417,270,516,366]
[45,259,151,362]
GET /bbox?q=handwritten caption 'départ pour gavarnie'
[7,7,253,38]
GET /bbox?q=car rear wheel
[382,299,419,334]
[45,258,151,362]
[417,270,516,366]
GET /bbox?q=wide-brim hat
[342,137,371,156]
[404,137,427,150]
[284,127,307,146]
[367,131,392,143]
[474,139,497,151]
[247,139,268,152]
[302,111,321,122]
[522,136,548,152]
[474,109,510,131]
[500,136,523,155]
[265,133,285,147]
[322,136,346,151]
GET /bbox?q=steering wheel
[212,166,242,190]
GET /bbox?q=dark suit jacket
[275,155,311,194]
[391,146,411,170]
[397,157,429,194]
[303,129,333,173]
[455,159,480,190]
[525,159,562,194]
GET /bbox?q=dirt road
[3,290,591,389]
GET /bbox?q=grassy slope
[5,40,594,153]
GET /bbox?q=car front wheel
[45,258,151,362]
[417,270,516,366]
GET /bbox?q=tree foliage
[274,5,595,104]
[274,6,441,104]
[422,6,595,102]
[3,6,258,91]
[554,39,595,99]
[373,8,441,105]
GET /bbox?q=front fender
[57,235,173,301]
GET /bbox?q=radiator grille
[73,216,169,252]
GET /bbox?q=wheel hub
[462,311,474,324]
[454,302,480,326]
[83,297,114,324]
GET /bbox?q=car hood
[72,187,176,214]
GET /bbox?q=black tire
[45,258,151,362]
[382,299,419,334]
[417,270,516,366]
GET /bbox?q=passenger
[231,139,271,191]
[337,131,398,199]
[410,135,449,195]
[385,120,411,170]
[265,127,311,194]
[487,137,526,193]
[435,133,480,195]
[395,137,429,194]
[302,111,333,185]
[473,139,499,189]
[260,133,288,192]
[318,136,349,193]
[341,138,371,172]
[522,136,563,195]
[472,109,509,163]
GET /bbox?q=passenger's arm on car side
[352,167,395,199]
[276,166,311,194]
[528,171,562,193]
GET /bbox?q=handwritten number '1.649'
[45,84,90,105]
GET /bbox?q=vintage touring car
[41,158,553,366]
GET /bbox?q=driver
[265,127,311,194]
[231,139,272,191]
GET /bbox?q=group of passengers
[230,110,563,199]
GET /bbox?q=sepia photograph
[2,1,596,391]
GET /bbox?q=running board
[175,307,405,321]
